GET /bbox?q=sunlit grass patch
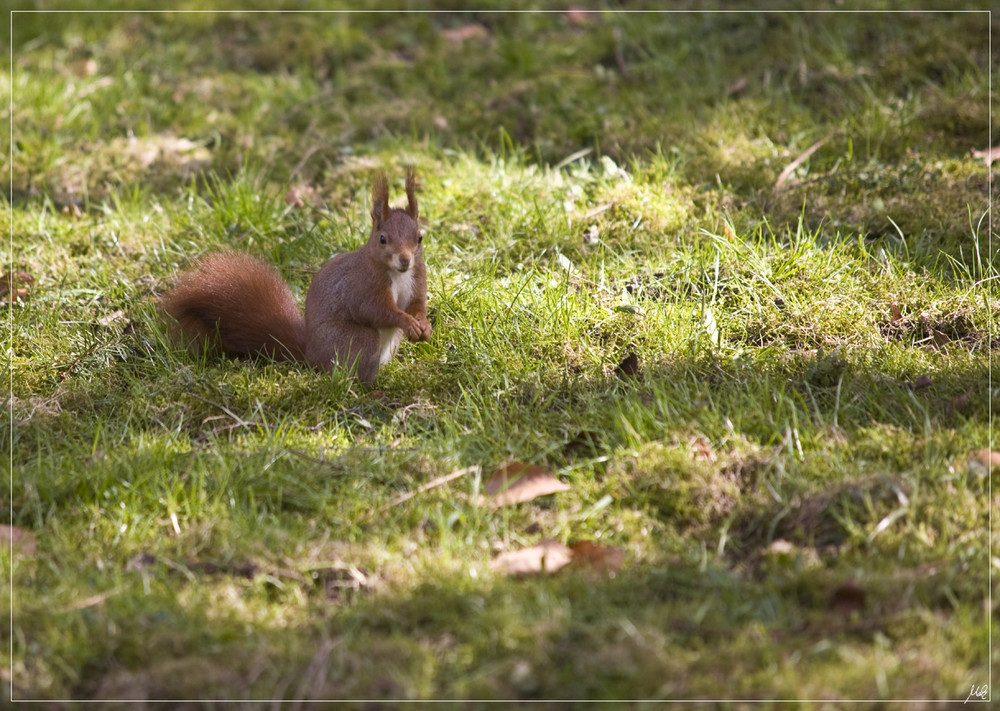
[7,5,994,703]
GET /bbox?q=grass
[5,1,997,704]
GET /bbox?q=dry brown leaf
[690,434,716,462]
[830,579,866,615]
[909,375,933,391]
[946,387,974,415]
[0,524,37,555]
[767,539,796,555]
[284,184,314,208]
[490,539,573,576]
[971,144,1000,166]
[478,462,570,508]
[1,270,35,302]
[441,24,489,43]
[97,309,126,327]
[69,58,98,77]
[569,541,624,576]
[969,449,1000,467]
[565,7,598,25]
[889,302,902,322]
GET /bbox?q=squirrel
[161,169,431,384]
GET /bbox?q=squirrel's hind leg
[305,322,382,385]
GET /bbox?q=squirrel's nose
[397,256,411,271]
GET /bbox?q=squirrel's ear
[405,167,418,222]
[371,170,390,226]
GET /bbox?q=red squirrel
[161,169,431,384]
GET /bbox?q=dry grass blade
[773,131,840,190]
[360,466,479,522]
[386,465,478,509]
[477,462,570,508]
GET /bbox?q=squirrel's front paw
[417,319,432,342]
[403,315,424,341]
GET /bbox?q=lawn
[5,1,997,704]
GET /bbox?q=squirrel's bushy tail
[161,251,306,362]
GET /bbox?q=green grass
[5,2,997,703]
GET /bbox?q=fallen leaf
[1,270,35,302]
[490,539,573,576]
[930,329,950,348]
[830,579,866,615]
[97,309,126,327]
[433,115,449,130]
[690,434,716,462]
[565,7,597,25]
[615,352,640,379]
[569,541,624,576]
[909,375,933,391]
[284,184,314,208]
[968,449,1000,468]
[726,76,748,96]
[69,58,98,77]
[0,524,36,555]
[478,462,570,508]
[889,302,902,322]
[441,24,489,43]
[767,539,796,555]
[945,387,974,415]
[971,143,1000,166]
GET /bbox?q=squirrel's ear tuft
[371,170,390,226]
[405,167,418,222]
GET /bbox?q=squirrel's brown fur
[161,169,430,384]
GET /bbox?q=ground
[4,1,998,704]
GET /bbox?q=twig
[359,465,479,522]
[58,586,124,613]
[613,27,631,79]
[773,131,841,191]
[186,391,252,427]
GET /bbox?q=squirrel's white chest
[378,269,416,365]
[389,268,415,310]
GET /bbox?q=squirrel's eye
[418,234,423,243]
[379,234,387,244]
